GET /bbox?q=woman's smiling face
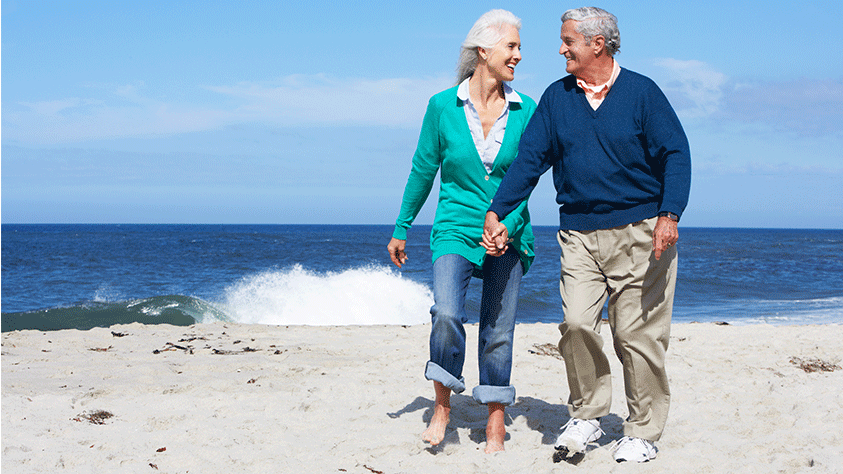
[482,24,521,82]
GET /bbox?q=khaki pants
[556,217,676,441]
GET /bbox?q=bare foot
[422,381,451,445]
[422,403,450,445]
[485,403,506,453]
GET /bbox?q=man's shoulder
[617,68,661,91]
[546,75,579,91]
[538,75,579,103]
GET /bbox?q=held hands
[387,237,409,268]
[652,216,679,260]
[482,211,510,257]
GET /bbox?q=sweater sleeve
[393,96,442,240]
[500,196,530,238]
[644,88,692,219]
[489,90,557,220]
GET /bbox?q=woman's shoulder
[420,85,461,121]
[506,89,537,117]
[429,85,460,107]
[513,90,537,111]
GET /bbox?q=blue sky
[2,0,842,228]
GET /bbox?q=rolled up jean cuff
[472,384,516,406]
[424,361,466,394]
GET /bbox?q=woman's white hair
[561,7,620,56]
[455,9,522,85]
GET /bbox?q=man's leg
[604,218,677,442]
[557,230,613,420]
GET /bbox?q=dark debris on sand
[790,357,841,373]
[74,410,114,425]
[529,343,563,359]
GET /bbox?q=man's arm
[644,84,691,259]
[644,87,691,220]
[488,92,558,221]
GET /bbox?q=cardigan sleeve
[393,96,443,240]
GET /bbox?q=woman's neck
[468,68,504,108]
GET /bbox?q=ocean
[2,224,842,332]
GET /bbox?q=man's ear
[591,35,605,55]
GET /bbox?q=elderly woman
[387,9,535,453]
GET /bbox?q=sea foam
[215,264,433,326]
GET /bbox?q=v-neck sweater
[393,85,537,274]
[490,68,691,231]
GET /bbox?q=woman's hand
[387,238,409,268]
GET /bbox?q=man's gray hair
[561,7,620,56]
[455,9,522,85]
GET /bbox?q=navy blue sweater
[490,68,691,231]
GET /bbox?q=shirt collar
[457,78,522,104]
[576,59,621,94]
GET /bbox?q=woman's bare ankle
[485,403,506,453]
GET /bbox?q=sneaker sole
[553,448,585,465]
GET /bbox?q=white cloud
[653,58,728,118]
[17,98,101,116]
[719,78,843,136]
[204,74,450,127]
[652,59,843,137]
[3,75,451,145]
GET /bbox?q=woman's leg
[423,254,473,445]
[422,381,452,445]
[486,403,506,453]
[474,248,523,452]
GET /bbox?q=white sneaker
[554,418,603,453]
[613,436,657,463]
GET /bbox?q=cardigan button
[485,175,490,181]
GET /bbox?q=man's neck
[576,57,615,87]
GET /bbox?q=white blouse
[457,78,523,174]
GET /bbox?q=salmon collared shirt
[576,59,621,110]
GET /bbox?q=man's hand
[387,238,408,268]
[482,212,509,256]
[653,216,679,260]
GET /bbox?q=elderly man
[483,6,691,463]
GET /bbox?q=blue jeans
[424,249,523,406]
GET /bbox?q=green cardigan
[392,85,537,275]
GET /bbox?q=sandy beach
[3,321,842,473]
